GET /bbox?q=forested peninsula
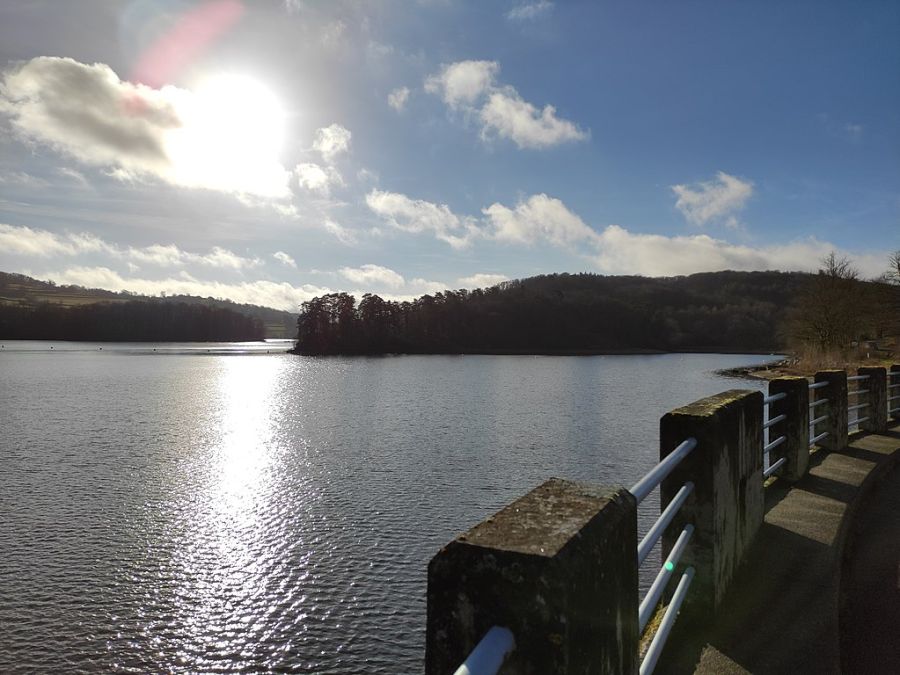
[293,271,813,355]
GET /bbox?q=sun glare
[166,74,289,197]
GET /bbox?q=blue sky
[0,0,897,310]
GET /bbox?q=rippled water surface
[0,342,775,673]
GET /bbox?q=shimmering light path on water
[0,344,773,672]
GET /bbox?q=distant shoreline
[289,346,783,357]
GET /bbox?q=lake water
[0,342,776,673]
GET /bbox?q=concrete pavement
[662,424,900,674]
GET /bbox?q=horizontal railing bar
[810,414,829,427]
[638,482,695,567]
[889,395,900,402]
[809,381,829,390]
[809,398,829,409]
[763,435,786,454]
[890,383,900,389]
[763,392,787,404]
[630,438,698,504]
[849,389,869,396]
[639,567,696,675]
[849,417,869,427]
[763,413,787,429]
[452,626,515,675]
[764,456,787,477]
[810,431,829,446]
[847,375,870,382]
[639,525,694,633]
[891,407,900,414]
[848,403,869,413]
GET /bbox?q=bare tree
[787,251,866,351]
[887,250,900,285]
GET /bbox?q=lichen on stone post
[658,389,764,624]
[426,479,639,674]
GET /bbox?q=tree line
[0,300,264,342]
[293,271,814,355]
[293,259,900,357]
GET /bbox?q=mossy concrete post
[890,365,900,421]
[659,389,764,622]
[814,370,847,451]
[426,479,638,674]
[768,377,809,481]
[857,367,886,433]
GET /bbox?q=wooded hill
[294,270,872,355]
[0,271,295,339]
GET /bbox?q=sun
[166,73,289,197]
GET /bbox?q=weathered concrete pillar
[813,370,847,451]
[890,365,900,422]
[857,367,886,433]
[768,377,810,481]
[426,479,638,674]
[659,389,764,622]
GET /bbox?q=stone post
[426,479,638,675]
[890,365,900,422]
[813,370,847,452]
[857,367,886,433]
[767,377,810,481]
[659,389,764,623]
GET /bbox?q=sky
[0,0,898,311]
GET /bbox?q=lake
[0,343,776,673]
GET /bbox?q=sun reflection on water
[165,356,290,668]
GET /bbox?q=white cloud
[339,264,405,288]
[0,223,260,270]
[0,57,291,198]
[483,193,598,246]
[0,170,49,188]
[458,273,509,288]
[57,167,89,186]
[507,1,554,21]
[0,223,114,257]
[198,247,260,271]
[365,189,479,249]
[40,266,328,311]
[671,171,754,227]
[273,251,297,268]
[295,162,342,194]
[312,123,351,160]
[323,219,358,245]
[480,88,588,149]
[388,86,410,112]
[425,60,499,108]
[424,59,587,149]
[591,226,887,278]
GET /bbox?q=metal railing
[808,381,830,448]
[446,370,898,675]
[630,437,698,675]
[889,372,900,419]
[848,379,870,430]
[452,627,515,675]
[763,389,787,477]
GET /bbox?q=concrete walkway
[840,456,900,674]
[665,424,900,674]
